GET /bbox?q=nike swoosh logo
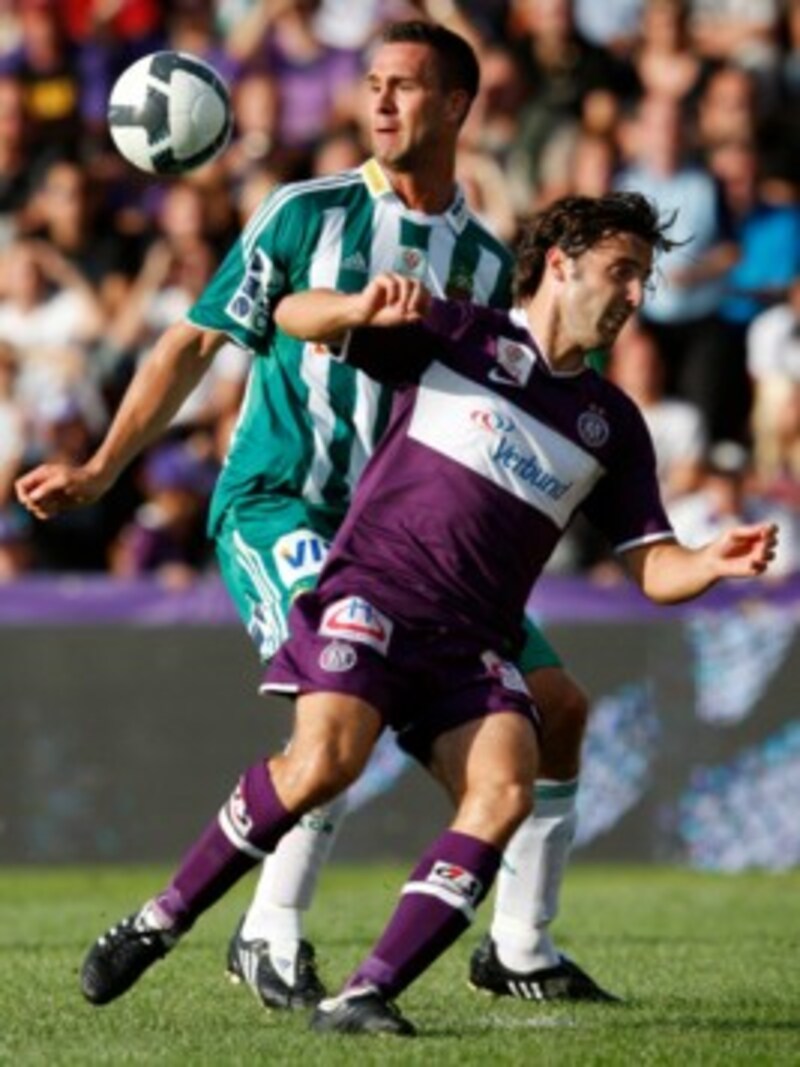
[488,367,523,387]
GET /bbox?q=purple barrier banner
[2,572,800,624]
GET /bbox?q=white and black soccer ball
[107,51,232,176]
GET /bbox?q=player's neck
[387,163,457,216]
[522,301,587,374]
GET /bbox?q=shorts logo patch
[319,640,357,672]
[482,650,529,695]
[225,780,253,838]
[273,529,330,587]
[320,596,393,654]
[428,861,482,905]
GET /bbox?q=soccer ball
[107,51,232,175]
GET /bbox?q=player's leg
[313,709,539,1037]
[216,509,347,1008]
[471,621,617,1001]
[80,692,382,1007]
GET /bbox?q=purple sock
[154,759,298,929]
[346,829,501,999]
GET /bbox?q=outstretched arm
[16,320,226,520]
[275,273,431,344]
[624,523,779,604]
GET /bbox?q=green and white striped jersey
[188,159,513,535]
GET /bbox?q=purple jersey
[316,299,674,653]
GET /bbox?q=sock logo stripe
[218,804,269,860]
[401,880,477,921]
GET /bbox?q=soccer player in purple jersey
[76,192,777,1037]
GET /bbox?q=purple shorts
[262,592,540,764]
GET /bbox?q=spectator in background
[225,68,280,183]
[28,390,111,570]
[164,0,241,86]
[573,0,644,55]
[0,74,51,246]
[696,64,760,153]
[687,0,783,84]
[310,124,365,177]
[103,234,249,440]
[747,278,800,485]
[225,0,363,176]
[23,159,132,319]
[615,93,739,441]
[0,0,83,158]
[634,0,705,103]
[668,439,800,578]
[110,438,217,587]
[709,139,800,442]
[608,319,708,502]
[506,0,639,205]
[0,238,106,421]
[0,502,35,579]
[0,340,24,505]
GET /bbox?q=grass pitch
[1,864,798,1066]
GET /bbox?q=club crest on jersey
[394,246,427,280]
[226,249,281,336]
[482,650,529,695]
[577,407,610,448]
[492,337,535,387]
[428,861,483,905]
[319,640,357,672]
[320,596,393,654]
[273,529,330,586]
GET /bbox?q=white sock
[241,792,348,953]
[491,779,578,973]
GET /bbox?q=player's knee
[275,745,364,809]
[529,669,590,746]
[558,678,590,741]
[460,780,533,846]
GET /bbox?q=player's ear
[546,246,570,284]
[445,89,471,128]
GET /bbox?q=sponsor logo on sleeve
[428,861,483,905]
[320,596,394,654]
[226,249,282,336]
[273,529,330,587]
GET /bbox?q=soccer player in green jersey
[16,21,611,1008]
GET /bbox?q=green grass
[1,865,799,1065]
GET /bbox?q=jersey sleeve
[580,395,675,553]
[187,185,300,353]
[342,323,436,386]
[342,298,476,385]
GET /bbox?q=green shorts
[216,500,562,674]
[215,500,337,662]
[519,615,562,674]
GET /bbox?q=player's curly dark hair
[380,20,480,103]
[513,193,680,303]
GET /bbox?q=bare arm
[15,320,226,518]
[623,523,779,604]
[275,273,431,343]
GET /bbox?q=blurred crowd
[2,0,800,585]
